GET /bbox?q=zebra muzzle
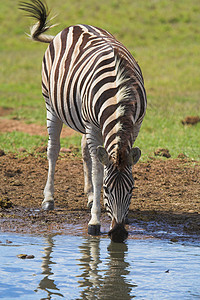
[108,223,128,243]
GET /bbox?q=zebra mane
[112,53,137,169]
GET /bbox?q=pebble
[181,116,200,125]
[6,240,12,244]
[154,148,171,158]
[0,149,5,156]
[177,153,187,159]
[60,147,72,153]
[17,254,35,259]
[26,255,35,259]
[188,210,196,214]
[11,180,23,186]
[0,198,13,209]
[18,147,26,153]
[17,254,27,259]
[170,238,178,243]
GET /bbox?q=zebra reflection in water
[37,236,136,299]
[35,235,63,299]
[78,238,137,300]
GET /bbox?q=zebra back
[41,25,146,169]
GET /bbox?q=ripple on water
[0,232,200,299]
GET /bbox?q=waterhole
[0,231,199,299]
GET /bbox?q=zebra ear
[97,146,110,166]
[129,147,141,165]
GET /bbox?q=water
[0,232,200,299]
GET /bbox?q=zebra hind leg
[42,109,63,210]
[81,135,94,209]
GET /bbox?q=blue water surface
[0,232,199,299]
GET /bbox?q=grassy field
[0,0,199,160]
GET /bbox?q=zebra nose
[108,223,128,243]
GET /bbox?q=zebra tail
[19,0,56,43]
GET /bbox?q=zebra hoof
[88,225,101,236]
[42,201,54,211]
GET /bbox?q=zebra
[19,0,147,243]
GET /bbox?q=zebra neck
[104,125,134,169]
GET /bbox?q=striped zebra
[19,0,147,243]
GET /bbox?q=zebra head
[97,146,141,243]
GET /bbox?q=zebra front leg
[42,110,63,210]
[81,135,93,208]
[88,155,104,236]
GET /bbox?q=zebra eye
[103,186,109,194]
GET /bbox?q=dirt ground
[0,148,199,238]
[0,114,200,239]
[0,116,75,138]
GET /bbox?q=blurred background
[0,0,199,159]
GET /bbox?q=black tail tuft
[19,0,54,43]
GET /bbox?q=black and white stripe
[103,165,134,223]
[42,24,146,154]
[19,0,147,237]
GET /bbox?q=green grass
[0,0,199,159]
[0,131,82,155]
[0,132,47,154]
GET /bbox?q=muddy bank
[0,152,200,238]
